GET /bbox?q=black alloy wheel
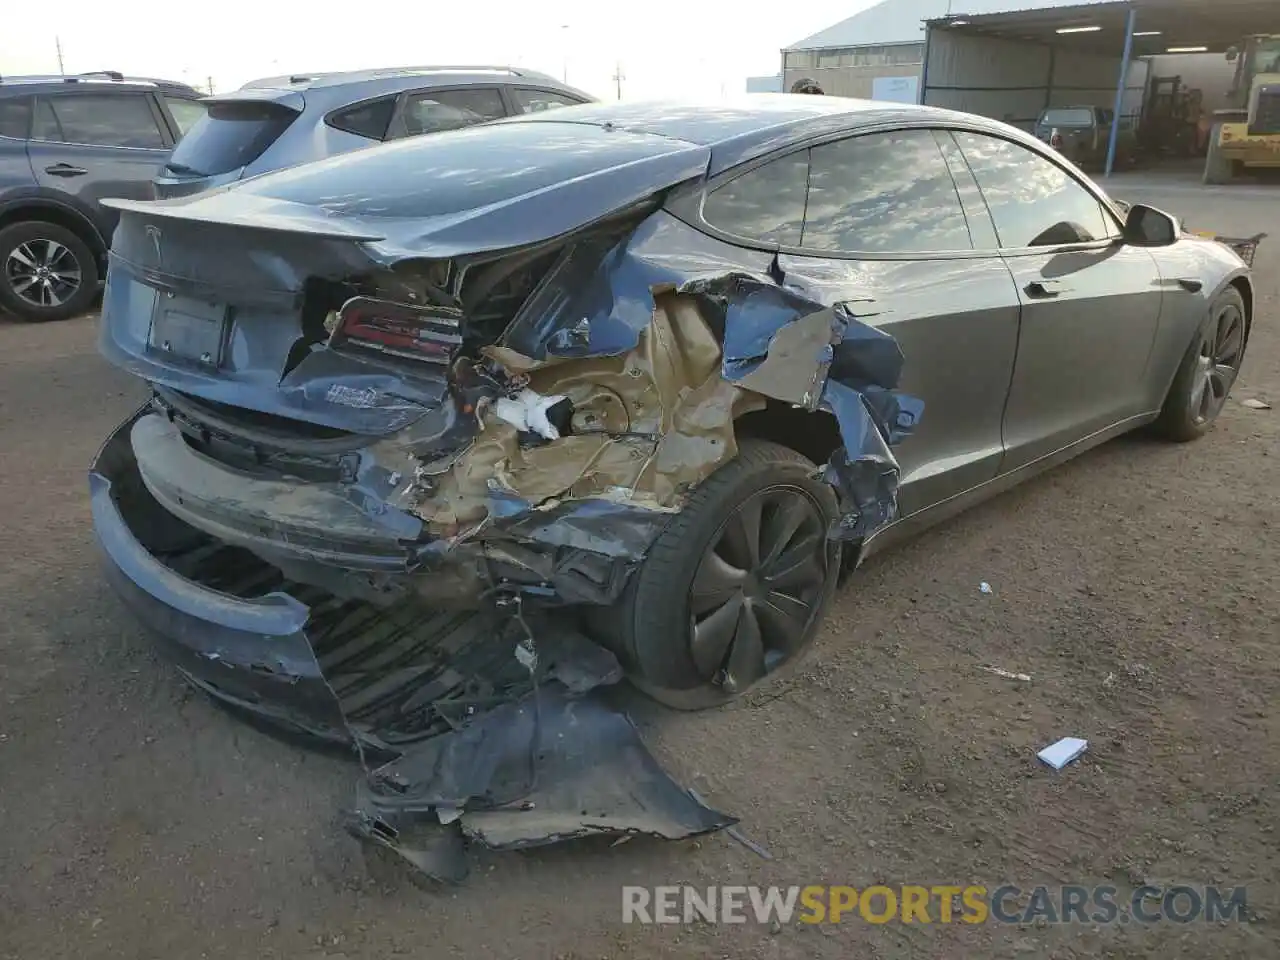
[688,486,831,693]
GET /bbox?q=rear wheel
[597,439,841,710]
[1153,287,1247,442]
[0,221,99,322]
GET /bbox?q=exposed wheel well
[734,398,843,469]
[0,203,107,259]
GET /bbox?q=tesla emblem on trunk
[145,225,163,267]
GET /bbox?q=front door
[949,130,1164,472]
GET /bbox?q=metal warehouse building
[784,0,1277,172]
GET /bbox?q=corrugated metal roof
[786,0,1123,51]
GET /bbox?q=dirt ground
[0,175,1276,960]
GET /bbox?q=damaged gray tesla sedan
[91,96,1254,744]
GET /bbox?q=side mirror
[1123,203,1179,246]
[1226,47,1239,62]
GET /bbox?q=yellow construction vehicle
[1203,34,1280,184]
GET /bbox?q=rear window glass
[1039,108,1094,127]
[327,97,395,140]
[164,96,208,137]
[0,97,31,139]
[167,100,298,176]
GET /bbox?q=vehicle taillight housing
[329,296,462,364]
[1049,128,1063,149]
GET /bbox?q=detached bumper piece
[346,690,737,883]
[91,408,730,876]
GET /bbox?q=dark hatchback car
[0,73,204,321]
[91,97,1252,744]
[155,66,593,200]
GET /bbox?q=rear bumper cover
[90,412,351,741]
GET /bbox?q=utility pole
[612,62,625,100]
[560,24,569,82]
[55,37,65,75]
[207,76,215,95]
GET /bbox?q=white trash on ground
[1038,737,1088,770]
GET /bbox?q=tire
[1153,287,1248,443]
[1203,124,1233,185]
[595,439,842,710]
[0,220,100,323]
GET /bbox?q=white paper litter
[493,388,568,440]
[979,582,993,595]
[980,665,1032,682]
[1241,398,1271,410]
[1038,737,1088,770]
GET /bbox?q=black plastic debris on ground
[345,685,736,883]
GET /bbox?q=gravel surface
[0,177,1276,959]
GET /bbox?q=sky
[1,0,876,99]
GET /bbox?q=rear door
[27,91,173,237]
[949,130,1163,472]
[385,86,508,140]
[699,126,1023,517]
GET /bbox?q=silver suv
[155,66,594,199]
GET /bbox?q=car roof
[240,65,565,93]
[508,95,1004,173]
[0,72,200,97]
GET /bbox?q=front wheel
[1153,287,1247,442]
[595,439,841,710]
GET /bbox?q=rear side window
[31,94,166,148]
[167,100,299,175]
[1039,108,1094,128]
[512,88,583,113]
[164,97,208,137]
[327,97,396,140]
[802,129,972,253]
[701,153,808,246]
[0,97,31,139]
[396,88,506,137]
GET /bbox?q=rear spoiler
[101,196,387,243]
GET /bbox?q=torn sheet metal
[407,290,761,536]
[346,688,736,879]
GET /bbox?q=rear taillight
[329,296,463,364]
[1049,128,1063,149]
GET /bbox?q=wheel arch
[733,398,843,471]
[0,199,109,260]
[1227,273,1253,343]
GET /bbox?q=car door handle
[1024,280,1064,299]
[45,163,88,177]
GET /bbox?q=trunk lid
[103,118,709,438]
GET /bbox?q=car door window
[327,97,396,140]
[701,152,808,246]
[953,131,1114,248]
[31,94,166,149]
[163,96,208,137]
[802,129,972,253]
[511,88,583,113]
[397,88,506,137]
[0,97,31,139]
